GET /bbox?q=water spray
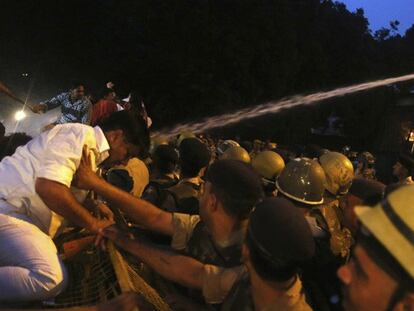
[154,73,414,137]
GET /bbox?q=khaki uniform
[169,213,246,302]
[167,177,203,214]
[171,213,246,266]
[302,198,352,311]
[168,177,202,199]
[311,198,352,259]
[202,266,312,311]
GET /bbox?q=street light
[14,110,26,121]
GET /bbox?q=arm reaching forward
[73,146,175,236]
[102,226,205,289]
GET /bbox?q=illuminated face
[106,91,116,101]
[71,85,85,100]
[102,130,140,168]
[337,245,398,311]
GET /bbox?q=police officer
[102,197,314,311]
[318,151,354,260]
[275,157,345,310]
[148,144,179,184]
[276,158,326,209]
[220,146,251,163]
[338,185,414,311]
[341,177,385,234]
[219,197,315,310]
[252,151,285,197]
[166,137,211,214]
[74,159,263,304]
[141,144,179,214]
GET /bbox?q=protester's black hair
[71,81,85,90]
[98,110,150,156]
[128,91,145,111]
[98,88,115,100]
[179,138,210,178]
[180,162,201,178]
[153,145,179,175]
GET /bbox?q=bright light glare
[15,110,27,121]
[409,131,414,142]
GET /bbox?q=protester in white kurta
[0,111,149,301]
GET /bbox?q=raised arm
[73,146,174,236]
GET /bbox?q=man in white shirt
[0,110,149,302]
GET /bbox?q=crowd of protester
[0,82,413,311]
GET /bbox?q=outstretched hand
[95,225,135,251]
[30,103,47,114]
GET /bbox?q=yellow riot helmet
[319,151,354,196]
[220,146,251,163]
[252,151,285,181]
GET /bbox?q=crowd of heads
[143,131,414,311]
[1,80,414,311]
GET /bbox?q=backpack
[142,179,180,212]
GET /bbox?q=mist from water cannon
[154,73,414,138]
[3,108,61,136]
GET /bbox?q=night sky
[341,0,414,34]
[0,1,138,109]
[1,0,413,131]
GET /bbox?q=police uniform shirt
[202,266,312,310]
[168,176,203,199]
[170,213,246,251]
[170,213,247,303]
